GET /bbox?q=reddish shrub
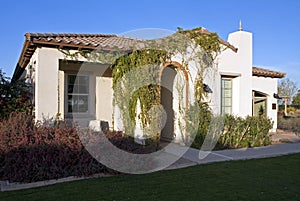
[0,113,113,183]
[0,113,159,183]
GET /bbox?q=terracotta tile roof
[27,33,139,50]
[12,33,144,80]
[12,31,237,80]
[253,66,285,78]
[18,30,237,68]
[20,33,140,66]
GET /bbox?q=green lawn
[1,154,300,201]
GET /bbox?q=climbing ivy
[111,49,168,136]
[111,50,168,89]
[177,27,221,55]
[109,27,222,140]
[60,27,223,142]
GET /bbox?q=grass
[1,154,300,201]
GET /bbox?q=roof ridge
[25,33,117,39]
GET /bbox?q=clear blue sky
[0,0,299,88]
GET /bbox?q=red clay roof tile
[253,66,285,78]
[12,30,237,80]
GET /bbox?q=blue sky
[0,0,299,88]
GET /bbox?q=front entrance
[160,66,177,141]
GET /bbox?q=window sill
[64,113,95,119]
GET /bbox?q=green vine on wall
[111,49,168,136]
[59,27,223,140]
[177,27,221,54]
[177,27,222,102]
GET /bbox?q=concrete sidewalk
[165,142,300,170]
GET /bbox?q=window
[66,74,89,113]
[253,91,267,117]
[221,77,232,114]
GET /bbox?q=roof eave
[252,66,286,79]
[12,35,32,81]
[11,30,238,81]
[253,73,286,79]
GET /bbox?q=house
[12,25,285,143]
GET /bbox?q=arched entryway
[160,66,176,141]
[159,62,189,142]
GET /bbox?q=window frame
[221,77,233,115]
[65,73,90,115]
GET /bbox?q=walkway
[166,142,300,170]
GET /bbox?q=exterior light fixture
[273,93,282,99]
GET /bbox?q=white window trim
[221,77,233,115]
[64,72,92,117]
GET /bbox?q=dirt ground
[271,129,300,144]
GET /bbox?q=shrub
[287,106,296,115]
[0,112,162,183]
[191,114,273,150]
[0,69,32,119]
[219,115,273,149]
[188,102,212,149]
[0,113,112,183]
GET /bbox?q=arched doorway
[160,66,177,141]
[159,62,189,142]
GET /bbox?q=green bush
[191,114,273,150]
[188,102,212,148]
[219,115,273,149]
[0,68,32,119]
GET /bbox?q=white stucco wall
[30,47,115,127]
[96,77,113,128]
[218,30,253,117]
[35,48,63,121]
[252,76,279,131]
[202,63,221,114]
[59,60,112,127]
[58,70,64,117]
[171,70,187,143]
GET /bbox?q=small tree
[278,78,298,105]
[0,68,32,119]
